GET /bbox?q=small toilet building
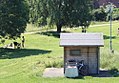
[60,33,104,75]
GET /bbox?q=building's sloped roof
[60,33,104,46]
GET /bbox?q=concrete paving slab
[43,68,64,77]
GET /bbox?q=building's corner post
[64,47,66,74]
[97,47,100,74]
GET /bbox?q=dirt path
[90,22,119,28]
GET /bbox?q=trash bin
[65,59,79,77]
[65,66,79,77]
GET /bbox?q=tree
[29,0,93,33]
[93,6,107,21]
[28,0,48,26]
[0,0,29,39]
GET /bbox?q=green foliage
[45,61,63,68]
[28,0,48,26]
[100,48,118,69]
[112,8,119,20]
[0,0,29,39]
[28,0,93,33]
[93,7,107,21]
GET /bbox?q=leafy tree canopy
[0,0,29,39]
[28,0,93,33]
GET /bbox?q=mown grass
[0,34,63,83]
[0,21,119,83]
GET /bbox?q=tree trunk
[56,23,62,33]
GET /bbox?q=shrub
[100,48,119,70]
[45,61,63,68]
[112,8,119,20]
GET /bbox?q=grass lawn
[0,21,119,83]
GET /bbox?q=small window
[70,50,81,56]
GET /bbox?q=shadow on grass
[93,69,119,77]
[37,31,70,38]
[103,35,116,40]
[66,69,119,78]
[94,70,113,77]
[0,48,51,59]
